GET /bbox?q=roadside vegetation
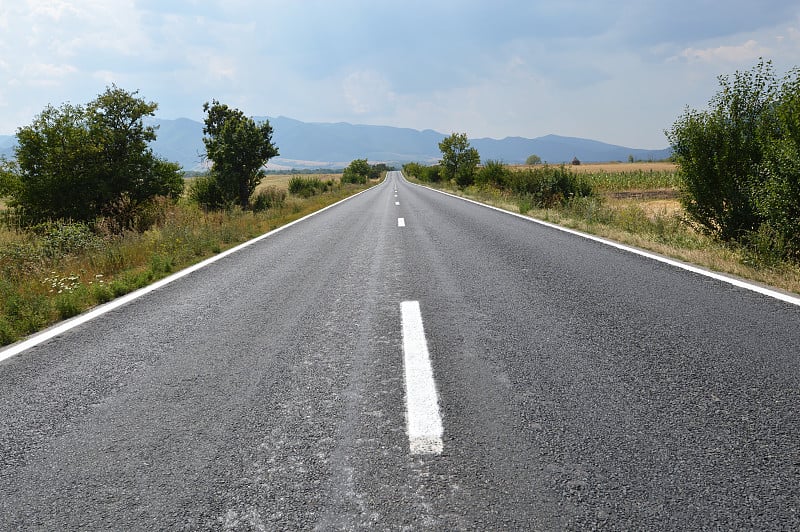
[0,87,383,346]
[405,64,800,296]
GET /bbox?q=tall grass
[0,180,374,346]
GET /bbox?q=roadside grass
[0,176,376,347]
[414,170,800,297]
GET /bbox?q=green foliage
[668,60,800,261]
[476,160,511,188]
[507,166,593,208]
[667,60,776,241]
[402,162,422,178]
[202,100,279,209]
[0,158,20,198]
[369,162,392,179]
[438,133,480,188]
[288,176,330,197]
[341,158,370,184]
[189,175,228,210]
[525,154,542,165]
[9,86,183,226]
[251,186,287,212]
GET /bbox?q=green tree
[667,60,778,241]
[0,158,20,198]
[752,67,800,260]
[10,86,183,225]
[202,100,279,208]
[341,158,370,184]
[439,132,480,188]
[525,154,542,165]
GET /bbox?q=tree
[667,60,778,241]
[438,132,480,188]
[10,86,183,225]
[341,158,370,184]
[525,154,542,165]
[202,100,279,208]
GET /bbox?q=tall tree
[10,86,183,225]
[202,100,279,208]
[438,132,480,188]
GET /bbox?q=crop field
[514,162,680,193]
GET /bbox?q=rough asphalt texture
[1,171,798,530]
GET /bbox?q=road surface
[1,171,798,530]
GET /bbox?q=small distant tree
[571,157,581,166]
[525,154,542,165]
[202,100,279,209]
[341,158,370,184]
[439,132,480,188]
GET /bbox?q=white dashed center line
[397,218,405,227]
[395,201,400,206]
[400,301,443,455]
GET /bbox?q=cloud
[677,39,771,64]
[21,62,78,86]
[342,70,395,115]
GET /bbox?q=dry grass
[0,177,374,346]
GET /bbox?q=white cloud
[677,39,771,64]
[342,70,396,115]
[21,62,77,86]
[26,0,79,21]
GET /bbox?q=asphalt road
[1,171,798,530]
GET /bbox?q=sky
[1,1,799,149]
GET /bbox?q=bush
[476,160,510,188]
[189,175,228,210]
[341,159,370,184]
[32,221,103,258]
[251,186,287,212]
[507,166,593,208]
[668,60,800,262]
[422,165,441,183]
[288,176,329,197]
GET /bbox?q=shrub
[476,160,510,188]
[668,60,800,262]
[189,175,228,210]
[507,166,593,208]
[251,186,287,211]
[288,176,328,197]
[341,159,370,184]
[422,165,441,183]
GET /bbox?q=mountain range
[1,116,672,170]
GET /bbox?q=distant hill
[2,117,672,170]
[0,134,15,160]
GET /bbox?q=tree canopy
[438,132,480,188]
[9,86,183,225]
[667,59,800,261]
[201,100,279,208]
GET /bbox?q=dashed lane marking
[400,301,443,455]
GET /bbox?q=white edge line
[402,174,800,308]
[401,300,443,455]
[0,182,384,363]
